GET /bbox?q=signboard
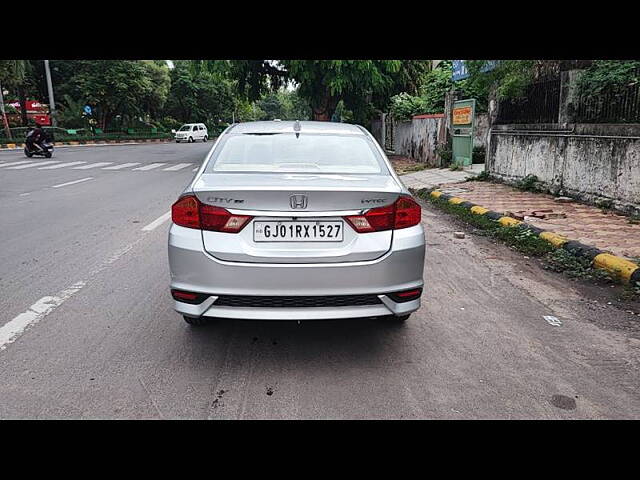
[7,100,48,112]
[452,60,469,81]
[452,106,473,125]
[84,105,92,115]
[452,60,500,81]
[451,99,475,167]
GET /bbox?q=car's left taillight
[172,195,252,233]
[344,195,421,233]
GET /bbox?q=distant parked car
[173,123,208,143]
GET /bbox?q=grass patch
[403,164,428,173]
[416,188,640,301]
[515,174,542,192]
[423,192,553,257]
[466,170,491,182]
[542,249,615,282]
[628,214,640,225]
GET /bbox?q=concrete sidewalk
[437,180,640,261]
[400,164,484,190]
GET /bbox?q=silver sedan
[168,121,425,324]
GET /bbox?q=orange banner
[452,106,472,125]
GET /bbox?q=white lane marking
[73,162,113,169]
[543,315,562,326]
[192,167,198,172]
[133,163,167,171]
[141,211,172,231]
[102,162,141,170]
[0,161,34,168]
[0,229,152,352]
[19,192,31,196]
[6,161,60,169]
[163,163,192,171]
[39,161,86,169]
[0,282,86,350]
[51,177,94,189]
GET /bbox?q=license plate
[253,221,343,242]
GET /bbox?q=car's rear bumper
[168,223,425,320]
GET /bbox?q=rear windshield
[206,133,388,174]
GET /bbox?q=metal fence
[570,82,640,123]
[495,77,561,124]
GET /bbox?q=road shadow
[179,315,414,374]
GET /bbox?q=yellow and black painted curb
[0,138,172,149]
[423,189,640,284]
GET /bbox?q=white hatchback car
[174,123,208,143]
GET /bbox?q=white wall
[488,125,640,214]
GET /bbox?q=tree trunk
[18,86,28,126]
[311,93,339,122]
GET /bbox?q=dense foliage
[4,59,416,132]
[388,61,490,120]
[198,60,430,124]
[576,60,640,95]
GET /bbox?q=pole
[44,60,56,127]
[0,81,12,140]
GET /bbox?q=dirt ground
[388,155,427,175]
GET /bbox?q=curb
[420,188,640,284]
[0,138,173,150]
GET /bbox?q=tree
[199,60,430,123]
[163,60,237,128]
[255,89,311,121]
[49,60,169,129]
[0,60,36,126]
[140,60,171,121]
[57,94,90,129]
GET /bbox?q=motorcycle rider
[26,122,47,152]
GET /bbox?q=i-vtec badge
[206,197,245,204]
[289,194,308,209]
[361,198,386,204]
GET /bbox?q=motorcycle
[24,141,54,158]
[24,132,54,158]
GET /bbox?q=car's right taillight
[344,196,421,233]
[393,196,422,229]
[172,195,252,233]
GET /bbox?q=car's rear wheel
[183,315,210,326]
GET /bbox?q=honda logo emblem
[289,194,308,209]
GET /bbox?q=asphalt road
[1,142,639,419]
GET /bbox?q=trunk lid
[193,173,402,263]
